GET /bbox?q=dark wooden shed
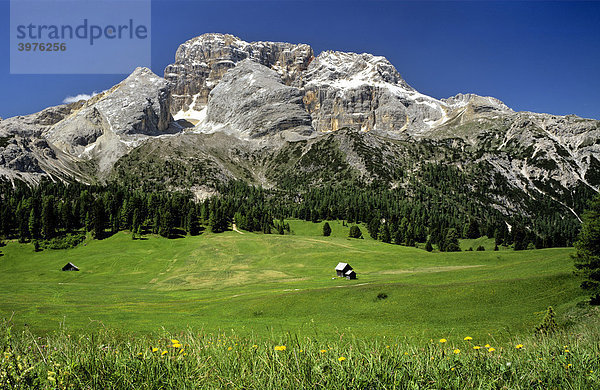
[335,262,352,277]
[62,262,79,271]
[345,269,357,280]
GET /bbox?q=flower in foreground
[439,339,447,343]
[453,349,460,354]
[152,347,158,352]
[473,346,481,350]
[338,356,346,362]
[463,336,472,341]
[488,347,496,352]
[485,344,491,348]
[171,339,180,344]
[161,350,168,356]
[515,344,524,349]
[320,349,327,353]
[274,345,286,351]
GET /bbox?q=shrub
[376,292,388,300]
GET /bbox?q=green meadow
[0,220,585,341]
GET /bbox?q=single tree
[322,222,332,237]
[465,218,480,239]
[380,223,391,243]
[573,193,600,304]
[349,225,362,239]
[444,228,461,252]
[425,240,433,252]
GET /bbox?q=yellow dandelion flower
[161,350,168,356]
[439,339,447,343]
[484,344,491,348]
[299,350,303,353]
[404,352,409,355]
[473,346,481,350]
[567,364,572,368]
[488,347,496,352]
[172,343,182,349]
[386,345,390,348]
[453,349,460,354]
[451,367,455,371]
[320,349,327,353]
[463,336,472,341]
[179,349,184,355]
[274,345,286,351]
[338,356,346,362]
[227,347,232,351]
[137,352,143,356]
[152,347,158,352]
[564,349,570,353]
[171,339,180,344]
[515,344,524,349]
[252,345,258,349]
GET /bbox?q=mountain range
[1,33,598,224]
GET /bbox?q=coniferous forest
[0,174,585,252]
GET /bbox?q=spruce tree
[444,228,461,252]
[322,222,331,237]
[380,223,391,243]
[573,193,600,304]
[465,219,480,239]
[349,225,362,239]
[425,240,433,252]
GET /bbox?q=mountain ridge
[0,33,597,228]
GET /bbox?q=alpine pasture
[0,220,583,339]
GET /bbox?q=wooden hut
[62,262,79,271]
[335,262,352,277]
[345,269,357,280]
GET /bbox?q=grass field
[0,220,585,341]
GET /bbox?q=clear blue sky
[1,0,599,119]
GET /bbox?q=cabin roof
[335,262,351,271]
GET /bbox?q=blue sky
[1,0,600,119]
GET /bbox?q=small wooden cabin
[335,262,352,277]
[335,262,357,279]
[62,262,79,271]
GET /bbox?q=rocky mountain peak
[303,51,413,91]
[165,33,314,119]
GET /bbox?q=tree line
[0,177,585,251]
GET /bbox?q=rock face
[204,60,313,138]
[300,51,451,133]
[164,33,314,118]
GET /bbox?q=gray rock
[45,67,174,173]
[165,33,313,115]
[204,60,313,138]
[300,51,446,134]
